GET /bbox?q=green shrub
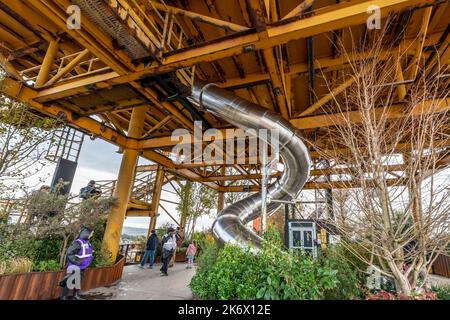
[320,246,364,300]
[32,259,60,272]
[190,238,339,300]
[431,285,450,300]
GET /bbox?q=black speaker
[51,158,78,195]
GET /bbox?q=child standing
[186,240,197,269]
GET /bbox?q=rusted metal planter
[432,254,450,278]
[0,256,125,300]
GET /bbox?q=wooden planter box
[152,252,186,264]
[0,256,125,300]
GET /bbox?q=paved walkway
[82,263,196,300]
[428,274,450,287]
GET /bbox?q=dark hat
[167,227,175,233]
[79,226,93,240]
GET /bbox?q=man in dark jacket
[79,180,102,200]
[59,226,94,300]
[140,229,158,269]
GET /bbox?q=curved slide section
[191,82,311,249]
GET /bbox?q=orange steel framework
[0,0,449,260]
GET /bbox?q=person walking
[160,227,176,276]
[140,229,158,269]
[186,240,197,269]
[59,226,94,300]
[169,226,185,268]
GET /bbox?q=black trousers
[161,249,173,274]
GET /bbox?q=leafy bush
[431,285,450,300]
[190,236,339,300]
[320,249,363,299]
[32,259,60,272]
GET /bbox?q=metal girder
[150,1,249,32]
[44,49,90,87]
[136,97,450,150]
[30,0,195,131]
[157,0,435,73]
[405,6,433,80]
[0,77,133,149]
[298,76,357,116]
[282,0,316,20]
[31,31,443,105]
[31,0,431,96]
[291,97,450,129]
[221,178,405,192]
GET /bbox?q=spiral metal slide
[191,82,312,249]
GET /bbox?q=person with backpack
[140,229,158,269]
[59,226,94,300]
[169,226,185,267]
[160,227,176,276]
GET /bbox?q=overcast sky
[35,137,215,232]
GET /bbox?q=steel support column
[217,166,226,213]
[35,40,59,87]
[102,106,147,262]
[148,165,165,234]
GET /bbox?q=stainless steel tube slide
[191,81,311,249]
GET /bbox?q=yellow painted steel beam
[221,178,404,192]
[34,40,59,87]
[30,0,425,91]
[0,77,134,149]
[126,210,153,217]
[282,0,316,20]
[136,98,449,151]
[203,172,279,182]
[37,0,132,71]
[142,115,172,137]
[33,71,121,102]
[392,51,407,101]
[426,29,450,78]
[140,150,221,190]
[148,165,165,231]
[31,31,443,104]
[102,105,148,262]
[150,1,249,32]
[158,0,434,72]
[292,97,450,129]
[0,52,23,81]
[136,164,159,172]
[298,76,357,116]
[107,0,159,54]
[44,49,90,87]
[405,6,433,81]
[262,48,290,119]
[29,0,195,131]
[83,98,148,115]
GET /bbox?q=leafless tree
[0,72,60,197]
[308,33,450,295]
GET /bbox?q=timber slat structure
[0,0,449,261]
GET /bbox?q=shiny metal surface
[191,81,311,250]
